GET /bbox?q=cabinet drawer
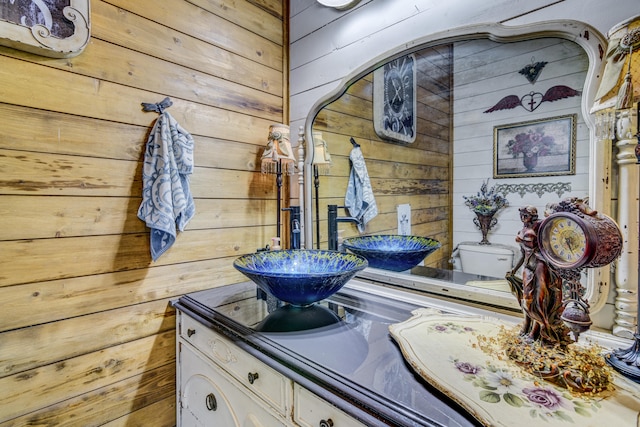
[179,311,291,415]
[293,383,367,427]
[179,341,287,427]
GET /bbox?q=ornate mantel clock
[504,198,623,393]
[537,198,623,338]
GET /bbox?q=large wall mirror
[303,22,611,314]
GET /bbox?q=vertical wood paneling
[0,0,286,424]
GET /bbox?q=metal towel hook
[141,97,173,114]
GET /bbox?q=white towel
[137,111,195,261]
[345,146,377,232]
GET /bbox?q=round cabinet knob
[205,393,217,411]
[187,328,196,337]
[319,419,334,427]
[247,372,259,384]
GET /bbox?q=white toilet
[456,242,517,278]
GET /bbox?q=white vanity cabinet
[177,309,366,427]
[174,283,479,427]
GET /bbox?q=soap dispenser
[270,237,281,250]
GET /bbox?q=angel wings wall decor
[484,85,582,113]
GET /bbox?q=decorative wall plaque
[0,0,90,58]
[484,85,582,113]
[373,54,417,143]
[518,58,547,84]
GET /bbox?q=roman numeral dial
[548,218,587,263]
[539,213,590,269]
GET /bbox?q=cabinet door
[179,341,287,427]
[293,383,367,427]
[180,342,240,427]
[180,311,291,415]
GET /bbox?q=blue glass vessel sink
[342,235,441,272]
[233,250,368,306]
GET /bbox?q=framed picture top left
[0,0,90,58]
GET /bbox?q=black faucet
[282,206,301,250]
[327,204,360,251]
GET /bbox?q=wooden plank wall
[312,45,452,269]
[0,0,287,425]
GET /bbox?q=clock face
[385,69,409,117]
[373,54,417,143]
[383,57,414,136]
[538,214,589,269]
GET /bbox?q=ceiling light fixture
[317,0,362,10]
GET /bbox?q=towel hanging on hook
[345,142,377,232]
[137,96,195,261]
[141,97,173,114]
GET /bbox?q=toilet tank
[458,243,516,278]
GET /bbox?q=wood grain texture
[0,55,276,144]
[0,299,176,377]
[0,37,284,121]
[0,331,175,422]
[0,227,275,287]
[0,258,244,332]
[98,0,284,73]
[0,147,275,197]
[1,367,175,427]
[0,0,286,424]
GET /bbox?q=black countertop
[174,281,483,427]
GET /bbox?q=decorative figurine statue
[507,205,571,345]
[503,198,623,393]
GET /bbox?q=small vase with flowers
[463,180,509,244]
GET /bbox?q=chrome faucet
[327,204,360,251]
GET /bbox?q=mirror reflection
[309,33,597,304]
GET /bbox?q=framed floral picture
[493,114,576,178]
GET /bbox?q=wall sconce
[261,124,295,245]
[593,14,640,383]
[312,131,332,174]
[311,131,332,248]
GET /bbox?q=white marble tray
[389,308,640,427]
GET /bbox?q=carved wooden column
[614,109,639,338]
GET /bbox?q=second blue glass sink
[342,235,441,272]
